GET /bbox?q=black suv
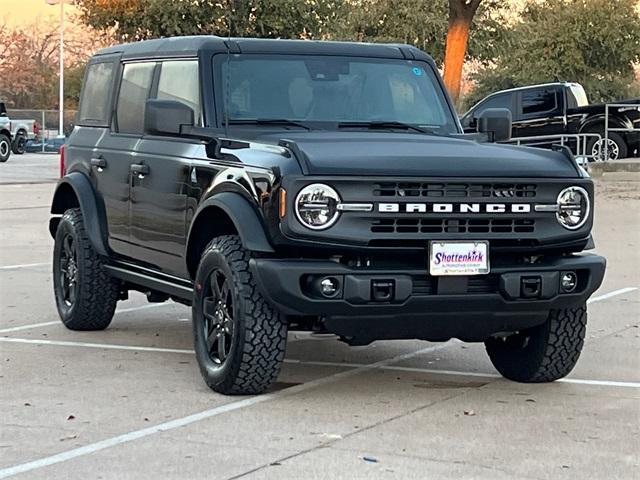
[50,36,606,395]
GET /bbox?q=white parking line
[587,287,638,304]
[0,341,454,479]
[1,336,638,389]
[0,338,193,354]
[0,262,49,271]
[0,303,176,334]
[0,321,59,334]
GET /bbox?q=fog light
[320,277,340,298]
[560,272,577,293]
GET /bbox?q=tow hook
[371,280,395,302]
[521,276,542,299]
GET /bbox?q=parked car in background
[0,101,41,155]
[461,82,640,160]
[0,102,12,162]
[10,117,40,154]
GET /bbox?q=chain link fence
[7,109,77,153]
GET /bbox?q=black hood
[254,131,580,178]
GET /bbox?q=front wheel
[485,305,587,382]
[192,235,287,395]
[0,134,10,162]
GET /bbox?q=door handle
[130,163,150,178]
[91,157,107,171]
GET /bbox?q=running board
[104,264,193,300]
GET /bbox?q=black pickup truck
[461,82,640,160]
[50,37,605,395]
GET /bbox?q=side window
[78,61,115,126]
[156,60,201,125]
[521,88,557,116]
[116,62,155,134]
[474,93,512,119]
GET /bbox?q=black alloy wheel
[192,235,287,395]
[58,233,79,307]
[202,268,235,364]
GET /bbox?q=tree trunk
[443,0,481,106]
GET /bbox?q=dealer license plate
[429,241,490,276]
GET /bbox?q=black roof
[95,35,434,62]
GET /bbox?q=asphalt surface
[1,153,638,479]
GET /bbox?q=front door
[127,59,203,278]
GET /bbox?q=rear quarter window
[77,61,116,126]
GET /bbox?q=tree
[466,0,640,109]
[74,0,343,41]
[333,0,507,67]
[442,0,481,105]
[0,19,110,109]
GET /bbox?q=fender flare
[49,172,109,256]
[187,191,275,254]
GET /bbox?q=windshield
[216,55,458,134]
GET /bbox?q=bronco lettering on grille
[377,203,532,213]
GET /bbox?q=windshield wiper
[227,118,311,130]
[338,121,439,135]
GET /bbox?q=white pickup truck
[0,102,40,159]
[0,103,11,162]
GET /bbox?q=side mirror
[477,108,512,142]
[144,99,194,136]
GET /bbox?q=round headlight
[556,186,590,230]
[295,183,341,230]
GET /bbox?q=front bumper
[251,253,606,343]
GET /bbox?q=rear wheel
[53,208,119,330]
[588,132,627,161]
[192,235,287,395]
[485,305,587,382]
[11,132,26,154]
[0,134,10,162]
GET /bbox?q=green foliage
[74,0,508,65]
[466,0,640,109]
[75,0,343,41]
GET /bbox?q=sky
[1,0,80,28]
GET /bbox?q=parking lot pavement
[0,158,638,479]
[0,153,59,185]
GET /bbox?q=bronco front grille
[371,218,536,234]
[372,182,537,198]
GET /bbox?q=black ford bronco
[50,36,606,395]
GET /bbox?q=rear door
[513,86,565,138]
[128,59,202,277]
[72,56,134,257]
[97,60,156,257]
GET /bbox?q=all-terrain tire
[192,235,287,395]
[485,304,587,382]
[0,134,10,162]
[53,208,119,330]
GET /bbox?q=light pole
[46,0,65,137]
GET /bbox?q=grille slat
[410,275,499,295]
[373,182,537,198]
[371,218,535,234]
